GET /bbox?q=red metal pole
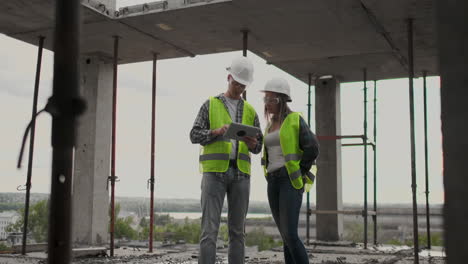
[110,35,119,257]
[407,18,420,264]
[149,53,158,252]
[363,68,368,249]
[422,71,431,249]
[306,72,312,246]
[241,29,248,100]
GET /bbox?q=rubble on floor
[0,242,446,264]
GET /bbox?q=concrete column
[315,77,343,241]
[436,2,468,263]
[72,56,113,246]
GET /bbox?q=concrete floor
[0,243,445,264]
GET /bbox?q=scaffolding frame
[306,75,378,249]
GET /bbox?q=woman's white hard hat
[226,57,254,86]
[260,77,292,102]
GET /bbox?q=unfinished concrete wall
[315,77,343,241]
[436,2,468,263]
[72,56,113,246]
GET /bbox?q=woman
[260,77,319,264]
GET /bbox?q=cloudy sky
[0,14,443,205]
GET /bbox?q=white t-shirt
[264,129,285,172]
[224,97,239,159]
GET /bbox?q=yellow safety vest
[262,112,315,191]
[199,97,256,175]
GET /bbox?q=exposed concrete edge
[12,243,47,253]
[72,247,107,258]
[81,0,115,19]
[115,1,168,18]
[309,240,357,247]
[79,0,234,59]
[80,0,233,20]
[8,244,106,258]
[115,0,232,19]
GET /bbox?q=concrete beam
[0,1,438,82]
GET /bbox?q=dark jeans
[267,167,309,264]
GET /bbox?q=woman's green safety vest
[262,112,315,191]
[199,97,256,175]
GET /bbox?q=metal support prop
[242,29,248,57]
[422,71,431,249]
[342,143,374,147]
[306,73,312,245]
[22,36,45,255]
[317,135,364,140]
[48,0,82,262]
[149,53,158,252]
[110,36,119,257]
[373,80,378,245]
[241,29,248,100]
[363,68,368,249]
[407,18,420,264]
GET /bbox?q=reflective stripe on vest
[262,112,314,190]
[200,97,255,174]
[199,153,230,162]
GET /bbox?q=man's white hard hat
[226,56,254,86]
[261,77,292,102]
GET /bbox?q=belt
[267,167,286,178]
[229,159,237,169]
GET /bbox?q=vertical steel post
[373,80,378,245]
[149,53,158,252]
[306,73,312,246]
[242,29,248,57]
[47,0,81,262]
[22,36,45,255]
[110,36,119,257]
[407,18,420,264]
[363,68,368,249]
[422,71,431,249]
[241,29,248,100]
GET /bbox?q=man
[190,56,263,264]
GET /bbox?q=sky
[0,27,444,205]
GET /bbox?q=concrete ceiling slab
[0,0,438,83]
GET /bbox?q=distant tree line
[6,200,49,242]
[113,204,279,250]
[0,203,23,211]
[0,193,49,205]
[115,198,271,216]
[6,199,443,251]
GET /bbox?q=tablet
[223,122,261,141]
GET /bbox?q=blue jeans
[267,167,309,264]
[199,167,250,264]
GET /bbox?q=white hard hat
[261,77,292,102]
[226,56,254,86]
